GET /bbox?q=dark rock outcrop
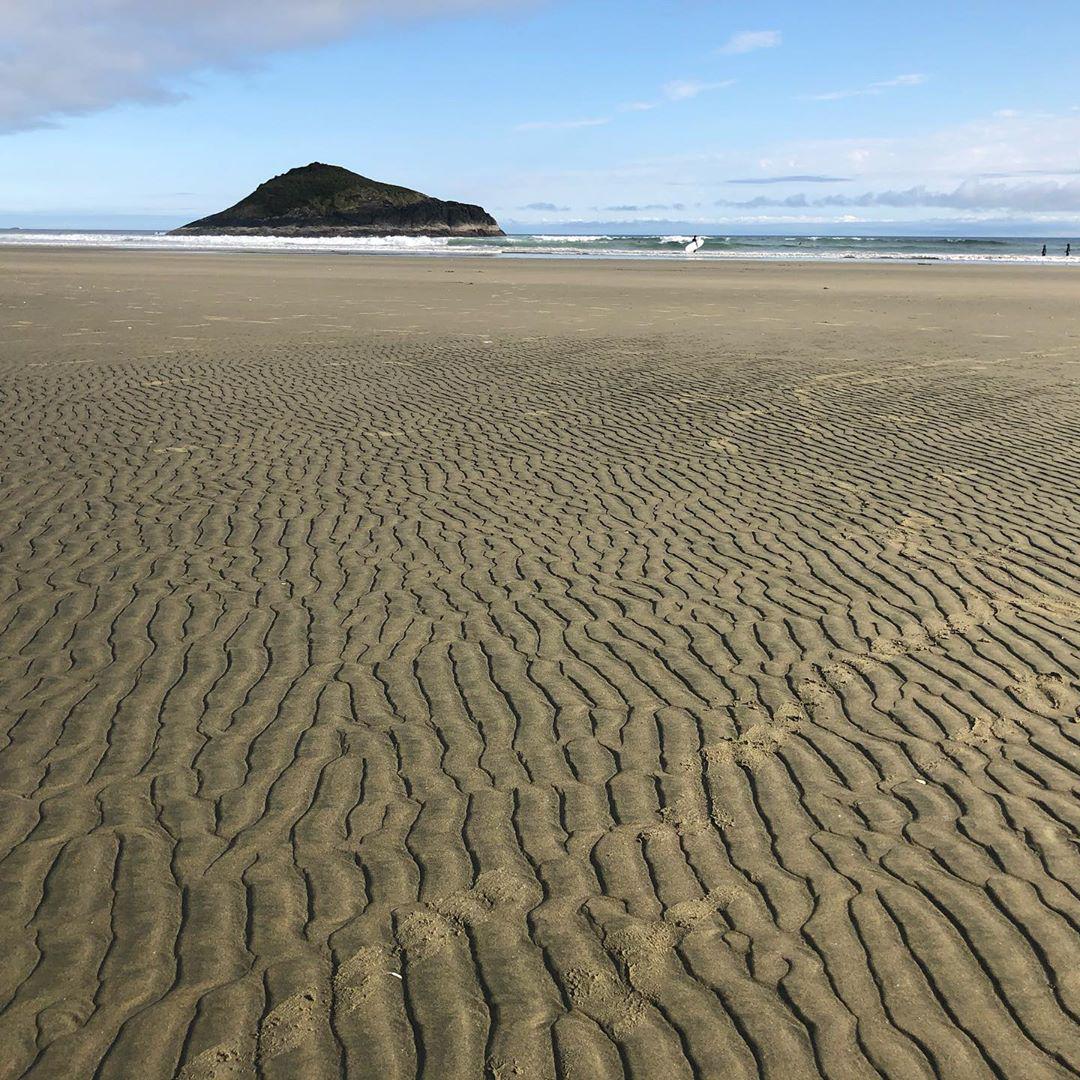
[172,163,503,237]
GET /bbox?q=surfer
[685,235,705,254]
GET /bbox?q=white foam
[520,235,617,243]
[1,230,1075,265]
[0,231,457,254]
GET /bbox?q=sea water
[1,229,1077,263]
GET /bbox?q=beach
[2,248,1080,1078]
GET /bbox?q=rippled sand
[2,249,1080,1079]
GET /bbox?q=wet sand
[2,249,1080,1079]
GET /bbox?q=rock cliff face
[172,163,503,237]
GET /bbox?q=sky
[2,0,1079,234]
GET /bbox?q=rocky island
[172,162,503,237]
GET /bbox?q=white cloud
[623,78,734,112]
[809,73,928,102]
[662,79,735,102]
[718,30,781,55]
[523,77,735,137]
[515,117,610,132]
[877,74,927,88]
[0,0,530,133]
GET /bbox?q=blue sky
[3,0,1079,233]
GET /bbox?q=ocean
[2,229,1077,263]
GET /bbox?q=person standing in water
[1067,243,1072,256]
[1042,244,1048,257]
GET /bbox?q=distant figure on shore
[1042,244,1047,257]
[685,235,705,254]
[1067,243,1072,256]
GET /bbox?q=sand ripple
[1,268,1080,1078]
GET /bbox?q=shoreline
[4,242,1080,269]
[2,230,1077,266]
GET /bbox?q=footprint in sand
[564,966,647,1037]
[333,944,402,1012]
[177,1041,253,1080]
[1007,671,1080,718]
[689,702,804,770]
[706,437,740,454]
[256,990,321,1064]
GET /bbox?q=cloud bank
[716,179,1080,212]
[1,0,528,133]
[505,109,1080,227]
[601,203,686,212]
[726,174,853,184]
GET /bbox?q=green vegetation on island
[173,162,503,237]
